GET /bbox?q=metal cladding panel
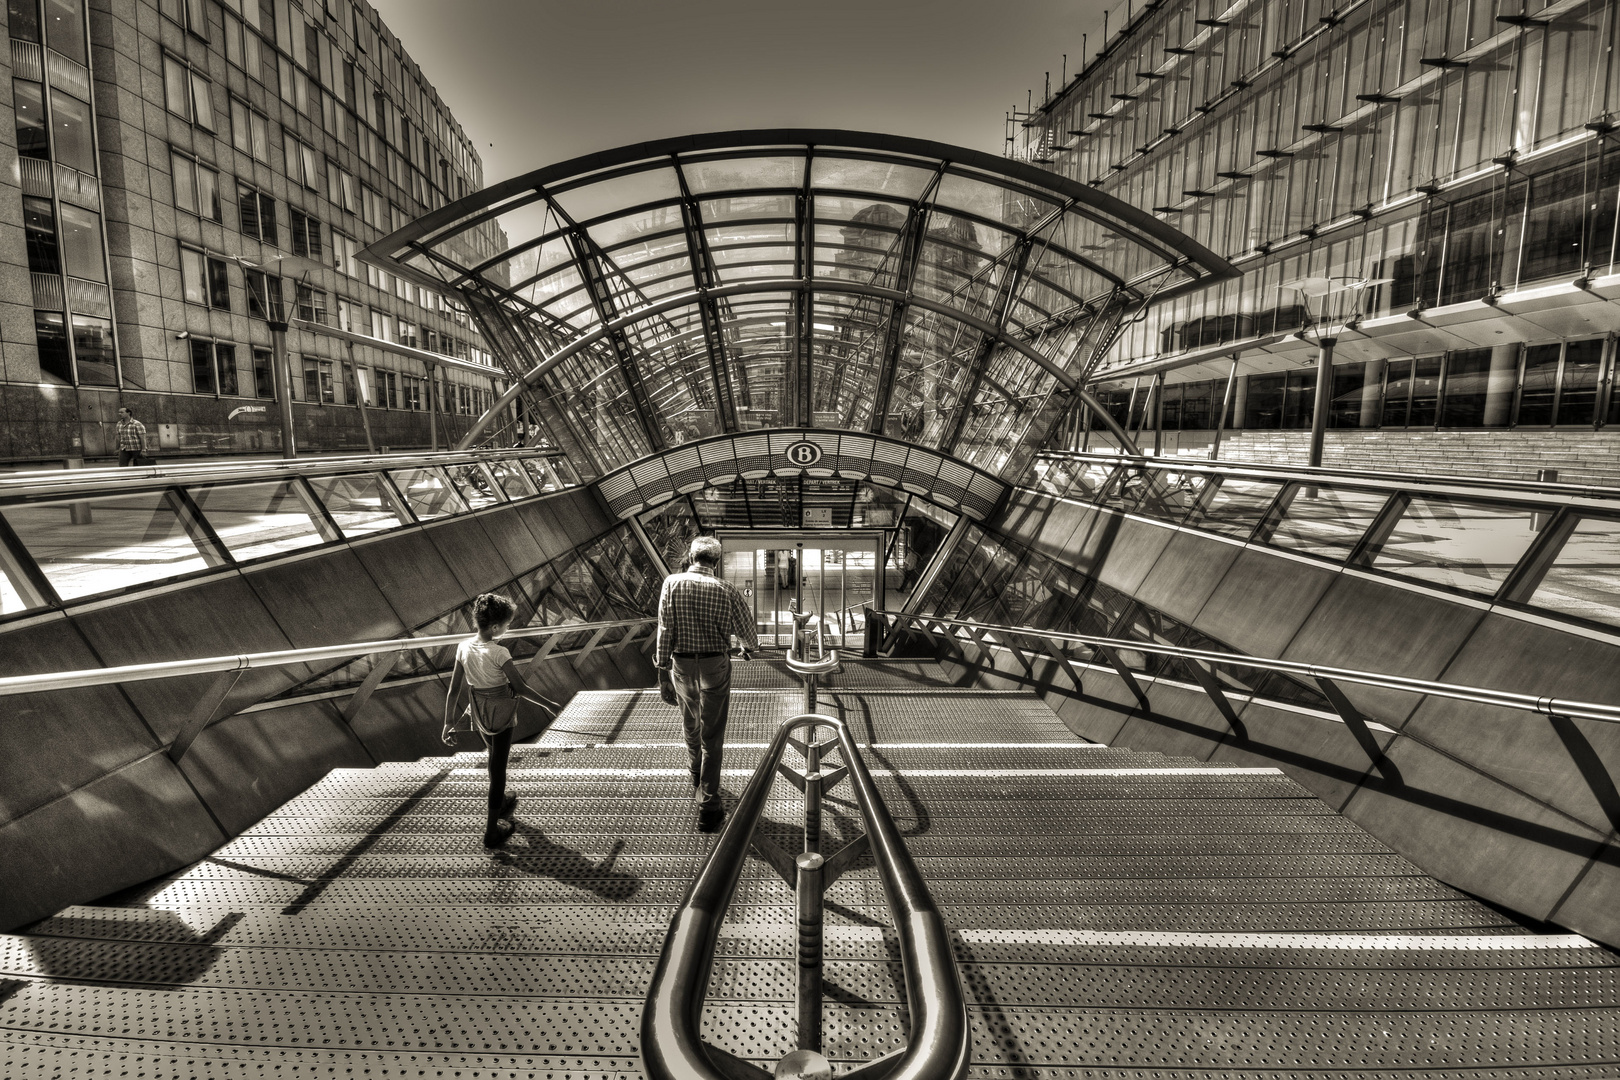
[1207,700,1389,814]
[0,616,163,828]
[934,459,973,507]
[1190,547,1337,658]
[1112,681,1234,761]
[833,433,877,478]
[803,430,841,477]
[512,499,574,559]
[1395,612,1620,839]
[733,433,772,479]
[68,574,307,746]
[663,444,705,493]
[962,472,1005,518]
[177,701,373,837]
[1278,573,1486,727]
[898,445,944,496]
[1340,733,1604,922]
[1132,528,1245,626]
[1549,844,1620,946]
[473,504,549,578]
[556,488,614,548]
[1093,516,1176,595]
[698,438,740,484]
[767,431,807,477]
[423,515,524,598]
[869,440,907,486]
[0,751,223,931]
[629,457,672,501]
[345,680,473,764]
[596,471,641,516]
[339,531,462,632]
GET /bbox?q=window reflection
[1,490,221,601]
[1368,495,1539,595]
[189,481,334,562]
[1525,515,1620,629]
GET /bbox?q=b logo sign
[782,440,823,468]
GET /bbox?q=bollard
[794,851,825,1052]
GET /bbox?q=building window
[237,183,277,244]
[302,357,334,403]
[171,151,222,222]
[163,55,216,131]
[190,339,238,395]
[397,319,417,349]
[229,98,270,162]
[288,208,323,259]
[284,133,320,189]
[336,296,359,332]
[222,9,263,77]
[295,282,327,323]
[327,161,356,213]
[252,347,275,398]
[180,247,230,309]
[49,90,95,175]
[59,204,105,282]
[159,0,209,38]
[369,307,393,342]
[243,267,283,321]
[23,197,60,275]
[331,230,358,277]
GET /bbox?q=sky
[369,0,1111,187]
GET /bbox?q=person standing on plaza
[656,535,757,829]
[116,406,148,467]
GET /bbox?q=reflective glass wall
[1018,0,1620,376]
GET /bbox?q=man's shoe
[483,819,515,850]
[697,805,725,833]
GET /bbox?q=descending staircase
[3,660,1618,1078]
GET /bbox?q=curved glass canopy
[364,130,1235,481]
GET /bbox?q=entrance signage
[782,440,823,468]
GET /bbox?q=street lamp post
[1280,276,1389,470]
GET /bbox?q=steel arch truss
[361,130,1236,481]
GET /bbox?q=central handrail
[640,711,969,1080]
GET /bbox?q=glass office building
[0,0,510,464]
[1015,0,1620,479]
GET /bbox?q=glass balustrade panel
[1528,515,1620,627]
[188,480,331,562]
[1370,495,1540,595]
[1,490,217,601]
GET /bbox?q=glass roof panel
[367,131,1235,477]
[700,194,796,223]
[681,154,805,193]
[811,156,938,199]
[551,166,682,224]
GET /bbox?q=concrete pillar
[1360,359,1385,427]
[1309,338,1336,468]
[1231,375,1249,430]
[1483,343,1520,427]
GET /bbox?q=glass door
[718,533,883,651]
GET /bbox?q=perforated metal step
[4,679,1616,1079]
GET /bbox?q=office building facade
[1017,0,1620,481]
[0,0,506,465]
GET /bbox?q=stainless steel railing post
[794,850,825,1052]
[804,733,822,854]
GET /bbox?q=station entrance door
[717,532,884,652]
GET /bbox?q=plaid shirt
[656,564,757,668]
[116,417,147,451]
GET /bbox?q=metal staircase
[3,660,1617,1078]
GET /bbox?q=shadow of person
[19,910,242,990]
[495,823,642,901]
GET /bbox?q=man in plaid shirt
[116,406,147,467]
[657,535,757,826]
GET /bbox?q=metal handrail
[882,611,1620,726]
[1034,449,1620,505]
[0,446,568,501]
[640,711,969,1080]
[0,617,653,697]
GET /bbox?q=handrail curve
[640,711,969,1080]
[883,611,1620,726]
